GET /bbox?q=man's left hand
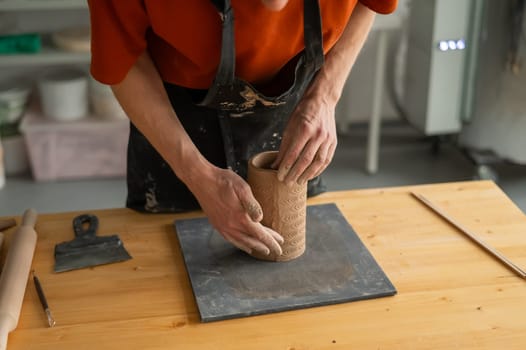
[272,92,337,185]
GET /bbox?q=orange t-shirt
[88,0,397,88]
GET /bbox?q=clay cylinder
[247,151,307,261]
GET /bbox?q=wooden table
[3,181,526,349]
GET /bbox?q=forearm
[274,3,376,182]
[111,52,212,185]
[111,53,281,255]
[308,2,376,104]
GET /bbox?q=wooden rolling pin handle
[21,209,38,229]
[0,309,12,350]
[0,209,38,350]
[0,326,7,350]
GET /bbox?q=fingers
[313,140,337,179]
[236,181,263,222]
[218,175,284,255]
[222,230,271,256]
[297,138,336,185]
[275,103,336,184]
[264,226,285,245]
[221,223,284,256]
[271,131,289,170]
[245,220,284,256]
[276,132,311,182]
[278,136,335,186]
[283,139,321,185]
[223,233,254,255]
[241,200,263,222]
[273,116,311,175]
[200,169,284,257]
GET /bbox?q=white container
[38,69,88,121]
[89,77,127,120]
[0,82,31,124]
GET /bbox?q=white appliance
[459,0,526,165]
[404,0,474,135]
[404,0,526,169]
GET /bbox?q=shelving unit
[0,1,94,182]
[0,46,90,67]
[0,1,90,67]
[0,0,87,11]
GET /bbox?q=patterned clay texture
[247,151,307,261]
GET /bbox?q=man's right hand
[187,166,284,256]
[110,53,282,255]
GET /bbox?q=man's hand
[271,2,376,186]
[188,166,284,256]
[272,93,337,186]
[111,53,283,256]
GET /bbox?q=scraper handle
[73,214,99,239]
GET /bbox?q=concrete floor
[1,122,526,217]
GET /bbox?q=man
[88,0,397,257]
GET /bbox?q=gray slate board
[174,203,396,322]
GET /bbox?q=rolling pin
[0,233,3,266]
[0,209,38,350]
[0,232,4,261]
[0,219,16,270]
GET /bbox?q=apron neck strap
[209,0,226,12]
[211,0,236,85]
[211,0,324,86]
[304,0,324,70]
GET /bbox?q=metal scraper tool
[54,214,132,273]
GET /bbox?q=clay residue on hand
[244,201,263,221]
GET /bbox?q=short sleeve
[359,0,398,14]
[87,0,150,84]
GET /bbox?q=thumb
[243,198,263,223]
[236,184,263,222]
[271,151,283,170]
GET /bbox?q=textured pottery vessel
[247,151,307,261]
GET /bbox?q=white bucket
[89,77,127,120]
[0,82,31,124]
[38,69,88,121]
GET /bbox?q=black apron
[127,0,327,213]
